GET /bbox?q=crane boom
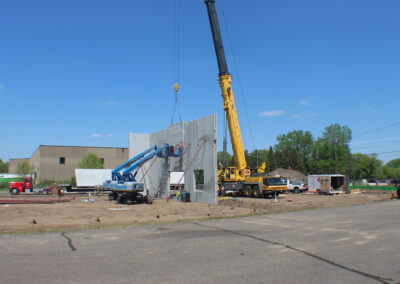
[205,0,247,175]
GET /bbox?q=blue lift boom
[104,142,184,204]
[111,144,157,182]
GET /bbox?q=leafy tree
[267,146,276,171]
[274,130,314,173]
[78,153,104,169]
[374,165,400,180]
[350,153,382,179]
[217,151,234,168]
[386,158,400,169]
[245,149,268,168]
[16,161,34,176]
[313,124,352,174]
[0,158,8,173]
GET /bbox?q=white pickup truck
[286,179,307,194]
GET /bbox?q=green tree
[217,151,234,168]
[273,130,314,173]
[244,149,268,168]
[313,124,352,174]
[267,146,276,172]
[350,153,382,179]
[78,153,104,169]
[0,158,8,173]
[386,158,400,169]
[374,165,400,179]
[16,161,34,175]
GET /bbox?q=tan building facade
[8,158,30,174]
[9,145,128,182]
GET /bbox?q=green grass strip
[350,185,397,191]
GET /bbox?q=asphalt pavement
[1,200,400,284]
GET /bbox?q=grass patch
[350,185,397,191]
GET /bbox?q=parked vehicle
[286,179,307,194]
[390,178,400,185]
[367,179,389,186]
[379,180,389,186]
[9,177,52,195]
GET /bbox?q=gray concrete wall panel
[129,114,217,204]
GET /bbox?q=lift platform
[104,143,183,204]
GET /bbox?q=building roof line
[38,145,128,149]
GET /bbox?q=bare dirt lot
[0,190,393,234]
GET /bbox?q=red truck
[9,177,51,195]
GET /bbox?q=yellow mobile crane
[205,0,287,197]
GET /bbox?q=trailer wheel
[293,187,300,194]
[244,186,252,198]
[10,188,19,195]
[117,193,129,204]
[252,187,260,198]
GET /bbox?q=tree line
[218,123,400,180]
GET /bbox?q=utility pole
[256,149,259,168]
[334,138,337,174]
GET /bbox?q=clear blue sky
[1,0,399,163]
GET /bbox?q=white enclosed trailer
[308,174,348,194]
[59,169,113,192]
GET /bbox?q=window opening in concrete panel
[59,157,65,164]
[194,169,204,190]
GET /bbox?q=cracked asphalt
[1,200,399,283]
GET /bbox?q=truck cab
[286,179,307,194]
[9,177,33,195]
[262,176,287,196]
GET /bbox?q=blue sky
[1,0,399,163]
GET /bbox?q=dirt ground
[0,190,394,234]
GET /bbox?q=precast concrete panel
[129,114,217,204]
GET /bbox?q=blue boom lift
[104,142,183,204]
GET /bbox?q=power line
[353,122,400,137]
[360,150,400,155]
[350,136,400,145]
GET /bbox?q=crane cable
[171,0,182,126]
[219,0,257,156]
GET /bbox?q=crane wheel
[252,187,260,198]
[244,186,252,198]
[109,192,118,201]
[117,193,129,204]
